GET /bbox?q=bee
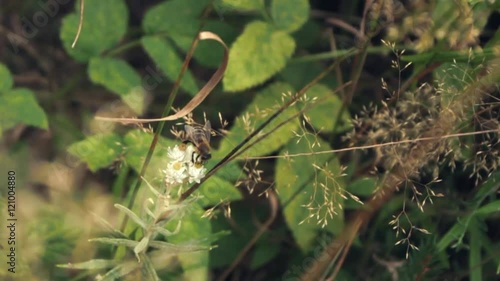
[183,121,212,164]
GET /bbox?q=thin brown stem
[216,191,279,281]
[242,129,500,160]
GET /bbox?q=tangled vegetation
[0,0,498,280]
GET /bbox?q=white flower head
[167,145,185,162]
[164,161,187,184]
[187,162,206,184]
[164,144,207,185]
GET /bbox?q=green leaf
[209,202,273,268]
[99,263,138,281]
[469,218,482,281]
[91,213,128,239]
[122,130,177,178]
[196,176,242,207]
[220,0,264,11]
[140,255,161,281]
[301,84,351,132]
[436,218,469,252]
[88,57,146,114]
[58,259,116,269]
[474,201,500,217]
[67,133,123,172]
[478,233,500,276]
[148,241,210,252]
[345,177,376,209]
[210,160,242,183]
[90,237,138,248]
[142,0,209,35]
[292,20,322,49]
[277,135,345,251]
[223,21,296,92]
[217,82,299,157]
[115,204,146,229]
[209,226,244,268]
[271,0,310,33]
[280,61,333,90]
[0,63,13,91]
[250,237,281,269]
[434,170,499,253]
[141,36,199,96]
[60,0,128,62]
[346,177,377,196]
[0,88,48,136]
[472,171,500,202]
[166,204,211,281]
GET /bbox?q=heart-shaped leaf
[271,0,310,33]
[219,0,264,11]
[60,0,128,62]
[142,0,209,36]
[217,82,299,157]
[195,176,242,207]
[0,88,48,136]
[223,21,295,92]
[0,64,48,137]
[276,135,345,251]
[301,84,352,132]
[67,133,123,172]
[88,57,146,114]
[0,63,13,92]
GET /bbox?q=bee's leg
[191,151,201,164]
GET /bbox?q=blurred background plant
[0,0,498,280]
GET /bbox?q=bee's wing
[204,121,211,143]
[204,120,211,131]
[184,124,195,140]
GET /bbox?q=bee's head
[201,153,211,161]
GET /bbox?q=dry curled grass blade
[71,0,85,48]
[95,31,228,123]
